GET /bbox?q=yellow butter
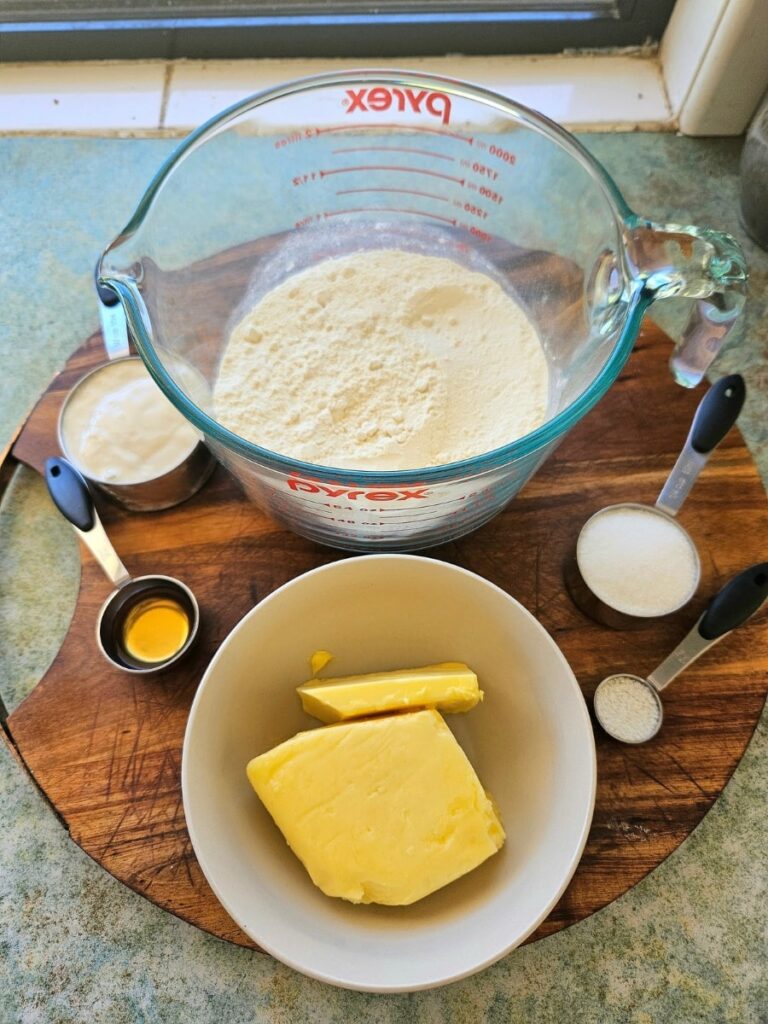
[309,649,334,676]
[246,709,504,906]
[297,661,482,723]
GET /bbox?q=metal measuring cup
[57,355,216,513]
[593,562,768,743]
[566,375,746,628]
[44,456,200,674]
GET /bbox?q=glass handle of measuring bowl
[626,220,747,387]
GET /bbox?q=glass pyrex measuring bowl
[98,70,747,552]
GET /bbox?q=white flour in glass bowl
[214,249,549,471]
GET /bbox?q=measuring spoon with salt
[45,456,200,674]
[567,374,746,628]
[594,562,768,743]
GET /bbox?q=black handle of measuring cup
[699,562,768,640]
[689,374,745,454]
[44,456,96,533]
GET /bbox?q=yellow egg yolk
[122,597,189,664]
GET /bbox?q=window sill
[0,52,672,135]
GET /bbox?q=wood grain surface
[4,320,768,951]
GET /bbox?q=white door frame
[660,0,768,135]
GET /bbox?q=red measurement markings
[332,145,455,162]
[487,143,517,164]
[462,201,488,220]
[295,213,325,228]
[315,122,474,144]
[336,187,451,204]
[320,165,465,186]
[460,159,499,181]
[478,185,503,205]
[274,128,316,148]
[324,206,458,226]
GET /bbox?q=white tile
[165,54,671,132]
[0,61,166,132]
[0,55,670,134]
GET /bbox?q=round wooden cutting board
[3,322,767,951]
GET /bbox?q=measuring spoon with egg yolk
[44,456,199,674]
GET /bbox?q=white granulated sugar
[578,506,698,617]
[594,675,661,743]
[214,249,549,470]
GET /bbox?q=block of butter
[297,661,482,723]
[246,708,504,905]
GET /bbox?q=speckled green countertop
[1,135,766,1023]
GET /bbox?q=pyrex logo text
[344,87,452,125]
[287,472,429,502]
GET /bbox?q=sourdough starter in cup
[61,359,199,484]
[214,249,549,470]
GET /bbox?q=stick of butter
[297,661,482,722]
[246,708,504,906]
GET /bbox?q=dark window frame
[0,0,677,62]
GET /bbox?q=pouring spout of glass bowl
[95,263,152,361]
[93,263,214,426]
[625,220,747,388]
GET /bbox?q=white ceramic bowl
[182,555,596,992]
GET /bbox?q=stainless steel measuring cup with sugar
[566,375,746,628]
[45,456,200,674]
[96,70,747,552]
[594,562,768,744]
